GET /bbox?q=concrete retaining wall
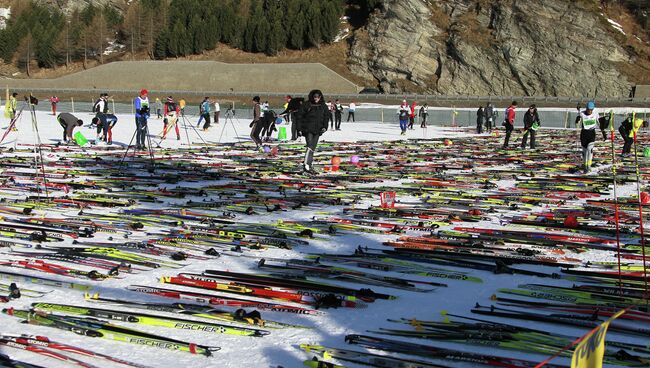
[1,61,360,95]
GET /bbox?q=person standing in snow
[5,92,17,120]
[476,106,484,134]
[502,101,517,149]
[419,103,429,128]
[196,97,208,128]
[50,96,59,116]
[57,112,83,143]
[93,93,108,139]
[162,96,181,141]
[326,100,334,129]
[279,95,304,141]
[334,99,343,130]
[520,104,540,150]
[295,89,329,173]
[134,89,150,150]
[155,98,163,119]
[95,94,117,144]
[398,100,410,135]
[283,95,291,125]
[179,98,186,117]
[201,97,212,131]
[213,99,220,125]
[578,101,599,173]
[347,101,356,122]
[408,101,417,129]
[484,102,494,132]
[250,96,263,149]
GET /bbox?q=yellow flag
[571,310,625,368]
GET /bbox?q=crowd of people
[1,91,647,175]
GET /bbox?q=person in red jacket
[502,101,518,149]
[50,96,59,115]
[162,96,181,140]
[408,101,417,129]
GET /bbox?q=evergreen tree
[265,0,286,55]
[103,4,123,28]
[321,1,340,43]
[205,12,221,48]
[305,1,323,47]
[189,15,204,54]
[242,0,258,52]
[286,0,306,50]
[219,4,239,46]
[0,33,7,62]
[253,1,269,53]
[153,29,169,59]
[79,3,96,26]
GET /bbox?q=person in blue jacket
[134,89,150,150]
[201,97,212,131]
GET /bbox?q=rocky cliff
[348,0,645,97]
[37,0,126,13]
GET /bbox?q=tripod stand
[119,117,156,174]
[217,108,243,145]
[26,95,49,200]
[179,113,207,146]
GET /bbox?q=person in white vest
[347,101,356,122]
[213,100,220,124]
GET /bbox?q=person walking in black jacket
[249,96,263,149]
[334,99,343,130]
[295,89,329,173]
[521,104,540,149]
[476,106,484,134]
[279,96,304,141]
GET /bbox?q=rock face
[348,0,635,97]
[36,0,126,14]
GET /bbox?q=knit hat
[167,96,174,103]
[140,89,148,96]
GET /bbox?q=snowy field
[0,108,648,368]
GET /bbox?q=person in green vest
[578,101,599,173]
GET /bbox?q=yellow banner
[571,309,625,368]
